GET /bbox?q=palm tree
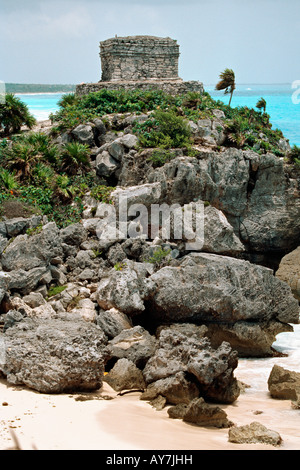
[215,68,236,106]
[0,94,36,136]
[256,97,267,114]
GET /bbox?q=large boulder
[7,267,50,295]
[267,364,300,400]
[0,313,108,393]
[96,260,155,315]
[143,324,240,404]
[205,320,294,357]
[1,222,63,272]
[147,253,299,325]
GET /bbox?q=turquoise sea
[18,83,300,146]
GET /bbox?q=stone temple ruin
[76,35,203,96]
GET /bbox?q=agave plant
[60,141,91,175]
[0,94,36,136]
[215,69,236,106]
[256,97,267,114]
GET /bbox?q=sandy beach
[2,325,300,451]
[1,363,300,451]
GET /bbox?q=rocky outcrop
[0,98,299,409]
[142,324,240,404]
[0,313,108,393]
[144,149,300,254]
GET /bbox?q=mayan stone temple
[76,35,203,96]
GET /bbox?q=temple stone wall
[100,36,180,81]
[76,80,204,97]
[76,35,204,96]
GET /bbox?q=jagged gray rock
[59,222,88,246]
[96,307,132,339]
[0,313,108,393]
[183,397,234,428]
[104,358,146,391]
[96,260,155,315]
[1,222,63,272]
[71,123,95,146]
[107,325,157,368]
[143,324,240,404]
[145,149,300,253]
[147,253,299,325]
[140,372,199,405]
[96,151,120,177]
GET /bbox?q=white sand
[0,375,299,451]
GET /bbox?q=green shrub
[147,149,175,167]
[135,109,192,149]
[26,224,43,236]
[90,185,114,203]
[60,142,90,175]
[0,168,19,191]
[287,145,300,166]
[0,94,36,136]
[146,247,171,268]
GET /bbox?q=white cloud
[1,4,94,41]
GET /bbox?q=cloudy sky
[0,0,299,86]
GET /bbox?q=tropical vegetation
[0,93,36,136]
[0,86,295,227]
